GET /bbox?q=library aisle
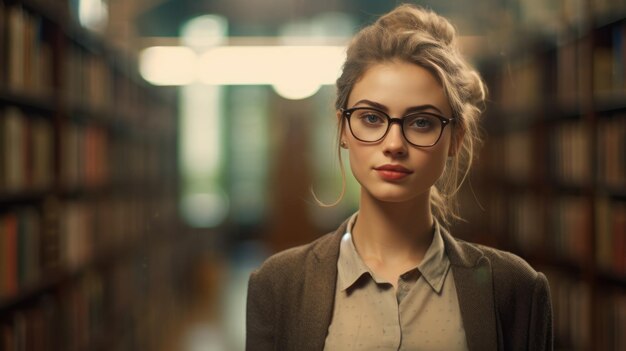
[1,0,625,350]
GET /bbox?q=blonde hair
[330,4,486,225]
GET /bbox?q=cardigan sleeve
[246,269,275,351]
[528,272,554,351]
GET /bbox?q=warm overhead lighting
[197,46,345,85]
[139,46,197,86]
[78,0,108,32]
[198,45,345,100]
[139,45,346,99]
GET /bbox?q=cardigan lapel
[296,220,346,351]
[441,228,499,351]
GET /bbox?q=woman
[246,4,553,351]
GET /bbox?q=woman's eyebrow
[405,104,444,115]
[353,99,388,111]
[353,99,444,115]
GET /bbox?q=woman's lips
[374,164,413,180]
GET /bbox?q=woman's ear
[337,110,349,149]
[448,126,465,157]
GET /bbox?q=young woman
[246,4,553,351]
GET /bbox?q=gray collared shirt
[323,213,469,351]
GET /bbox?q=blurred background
[0,0,625,350]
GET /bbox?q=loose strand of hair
[311,129,347,208]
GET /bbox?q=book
[552,121,592,186]
[503,129,533,183]
[30,117,53,190]
[17,207,40,288]
[0,0,6,86]
[557,40,582,107]
[0,109,54,194]
[596,199,626,275]
[597,115,626,190]
[7,4,24,92]
[1,213,18,298]
[552,195,592,263]
[0,108,26,193]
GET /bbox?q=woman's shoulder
[477,242,538,277]
[252,230,341,280]
[456,238,548,295]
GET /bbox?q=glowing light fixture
[78,0,108,32]
[139,45,346,99]
[198,45,345,99]
[139,46,197,86]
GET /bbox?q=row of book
[0,247,182,351]
[61,120,176,190]
[0,1,54,97]
[0,193,177,302]
[60,122,109,190]
[0,105,177,195]
[596,197,626,276]
[0,107,54,195]
[483,122,592,187]
[483,116,624,192]
[507,193,593,263]
[0,0,175,124]
[480,188,626,278]
[545,269,626,351]
[597,115,626,190]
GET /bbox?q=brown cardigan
[246,219,553,350]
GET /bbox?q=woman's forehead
[348,61,450,114]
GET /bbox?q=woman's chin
[363,186,430,204]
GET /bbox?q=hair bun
[376,4,456,46]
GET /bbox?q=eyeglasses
[341,107,456,147]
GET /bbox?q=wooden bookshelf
[459,2,626,350]
[0,0,181,349]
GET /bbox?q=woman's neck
[352,189,434,266]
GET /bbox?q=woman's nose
[382,123,408,157]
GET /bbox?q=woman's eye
[359,113,384,124]
[416,118,429,127]
[411,117,432,128]
[365,114,381,123]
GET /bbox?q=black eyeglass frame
[340,106,457,147]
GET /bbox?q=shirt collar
[337,212,451,294]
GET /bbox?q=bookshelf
[0,0,181,349]
[461,1,626,350]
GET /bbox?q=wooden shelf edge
[0,88,56,113]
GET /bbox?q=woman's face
[341,60,456,204]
